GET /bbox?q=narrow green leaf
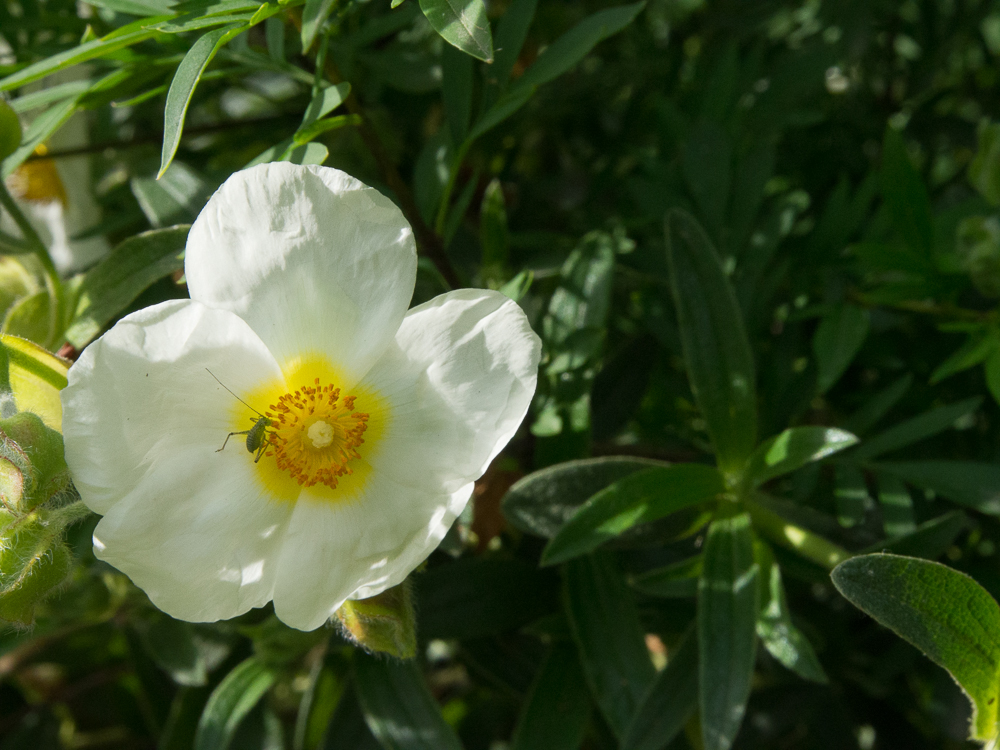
[543,464,723,565]
[832,554,1000,743]
[488,0,537,87]
[293,115,361,145]
[510,642,591,750]
[621,628,698,750]
[834,465,869,528]
[301,0,337,51]
[744,426,858,488]
[842,374,912,435]
[353,652,462,750]
[320,684,380,750]
[300,83,351,128]
[467,84,534,142]
[881,127,934,258]
[0,19,166,92]
[698,512,758,750]
[503,456,668,537]
[930,334,997,384]
[875,461,1000,515]
[65,226,189,348]
[2,96,82,178]
[159,24,245,178]
[266,16,285,61]
[666,209,756,478]
[564,553,655,738]
[812,303,870,394]
[860,509,967,560]
[442,43,473,145]
[132,162,212,227]
[418,0,494,63]
[193,658,276,750]
[986,349,1000,407]
[480,178,508,269]
[851,397,982,461]
[630,556,701,598]
[680,121,731,234]
[512,2,644,91]
[754,542,827,683]
[877,475,916,538]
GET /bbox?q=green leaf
[986,349,1000,407]
[680,121,731,235]
[621,627,698,750]
[65,226,189,348]
[194,658,276,750]
[299,83,351,129]
[131,162,212,227]
[874,461,1000,515]
[850,397,982,461]
[842,374,912,435]
[1,334,68,432]
[502,456,668,537]
[510,642,591,750]
[877,474,916,538]
[511,2,645,91]
[133,615,231,687]
[2,96,82,178]
[293,115,362,146]
[834,465,869,528]
[480,178,508,269]
[832,554,1000,744]
[812,303,870,394]
[564,553,655,738]
[320,684,380,750]
[353,652,463,750]
[466,84,534,142]
[630,555,702,598]
[930,334,997,384]
[442,43,473,145]
[159,24,246,178]
[969,120,1000,206]
[881,127,934,258]
[861,509,967,560]
[699,512,758,750]
[754,541,827,683]
[666,209,756,478]
[0,19,167,93]
[418,0,494,63]
[293,660,343,750]
[542,463,723,565]
[301,0,337,52]
[0,101,20,162]
[415,557,558,639]
[743,426,858,488]
[488,0,537,88]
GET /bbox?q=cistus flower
[60,163,540,631]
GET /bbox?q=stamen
[264,378,369,489]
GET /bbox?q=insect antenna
[205,368,267,418]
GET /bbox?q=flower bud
[0,101,20,163]
[335,581,416,659]
[0,412,69,512]
[0,513,72,625]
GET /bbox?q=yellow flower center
[238,355,388,504]
[264,378,369,489]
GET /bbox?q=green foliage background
[4,0,1000,748]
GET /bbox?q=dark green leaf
[680,121,731,234]
[564,553,655,738]
[300,83,351,129]
[65,226,189,348]
[834,465,869,528]
[415,558,558,639]
[133,614,231,687]
[194,658,276,750]
[754,542,827,683]
[418,0,494,62]
[502,456,668,537]
[874,461,1000,515]
[930,334,997,384]
[320,684,380,750]
[301,0,337,52]
[842,374,912,435]
[510,642,591,750]
[442,43,473,145]
[851,397,982,461]
[832,554,1000,743]
[881,127,934,258]
[512,2,645,91]
[354,652,463,750]
[699,512,758,750]
[160,25,246,178]
[743,426,857,488]
[131,162,212,227]
[812,303,870,394]
[480,178,508,269]
[542,463,723,565]
[630,556,701,598]
[488,0,537,88]
[467,85,534,142]
[666,209,756,478]
[877,474,916,538]
[861,509,967,560]
[621,628,698,750]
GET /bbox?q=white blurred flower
[60,163,540,630]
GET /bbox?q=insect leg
[218,430,251,452]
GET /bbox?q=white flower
[60,163,540,631]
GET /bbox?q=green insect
[206,369,273,463]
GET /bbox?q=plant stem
[746,500,851,570]
[0,180,65,347]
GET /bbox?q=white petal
[62,299,286,515]
[184,163,417,385]
[61,299,295,621]
[362,289,541,494]
[271,476,472,631]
